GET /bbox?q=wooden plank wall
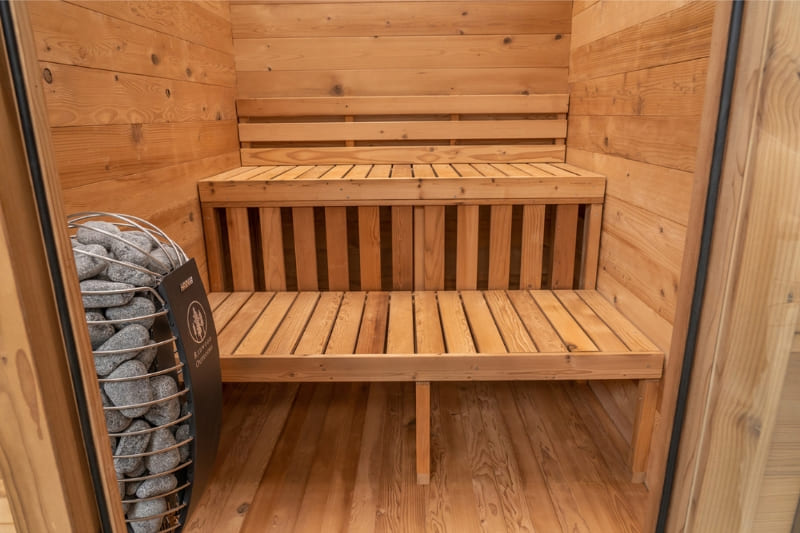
[27,1,240,283]
[230,1,570,101]
[566,0,716,485]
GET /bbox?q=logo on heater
[187,300,208,344]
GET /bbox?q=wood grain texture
[3,4,128,530]
[566,0,721,502]
[29,0,239,288]
[669,2,800,531]
[231,2,571,38]
[186,381,650,533]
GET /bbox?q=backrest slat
[292,207,318,290]
[520,205,545,290]
[227,207,255,291]
[391,206,414,290]
[325,207,350,291]
[488,205,513,289]
[358,206,382,290]
[423,206,445,290]
[260,207,286,291]
[456,205,479,290]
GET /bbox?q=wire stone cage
[69,212,203,533]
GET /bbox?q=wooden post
[416,382,431,484]
[630,379,659,483]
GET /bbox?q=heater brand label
[158,259,222,520]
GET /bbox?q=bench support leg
[630,379,659,483]
[416,382,431,485]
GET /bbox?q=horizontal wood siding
[566,0,717,486]
[231,1,571,163]
[29,1,239,283]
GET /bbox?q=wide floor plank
[186,381,649,533]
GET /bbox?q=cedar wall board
[566,0,716,487]
[27,1,240,284]
[230,1,571,99]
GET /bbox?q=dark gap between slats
[248,208,265,292]
[476,206,491,290]
[218,208,233,292]
[542,205,556,289]
[573,204,587,289]
[314,206,329,291]
[346,207,360,291]
[510,205,524,290]
[444,206,458,290]
[379,206,392,291]
[280,207,298,291]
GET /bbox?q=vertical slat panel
[392,206,414,290]
[456,205,479,290]
[226,207,254,291]
[414,206,425,290]
[520,205,545,289]
[292,207,318,290]
[488,205,513,289]
[423,206,445,290]
[260,207,286,290]
[551,204,579,289]
[325,206,350,290]
[358,206,382,290]
[580,203,603,289]
[202,205,225,291]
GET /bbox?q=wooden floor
[186,381,648,533]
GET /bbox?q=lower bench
[208,289,663,482]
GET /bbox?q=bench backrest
[237,94,568,166]
[199,164,603,293]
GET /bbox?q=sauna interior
[5,1,797,532]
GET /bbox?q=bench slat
[227,207,255,291]
[294,292,344,356]
[551,204,579,289]
[438,292,476,354]
[520,205,545,290]
[292,207,318,290]
[387,292,414,354]
[456,205,479,290]
[414,292,445,354]
[212,290,663,381]
[326,292,366,354]
[530,291,597,352]
[423,206,445,290]
[488,205,513,289]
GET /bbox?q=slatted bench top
[199,162,606,205]
[209,289,663,382]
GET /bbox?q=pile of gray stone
[73,220,190,533]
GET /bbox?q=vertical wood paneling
[519,205,545,290]
[261,207,287,290]
[391,206,414,290]
[423,206,445,290]
[358,206,382,290]
[551,204,578,289]
[293,207,319,290]
[325,207,350,290]
[488,205,512,289]
[456,205,479,290]
[227,207,255,291]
